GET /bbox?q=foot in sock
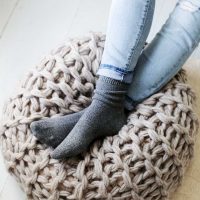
[30,108,86,148]
[30,103,130,148]
[51,75,129,159]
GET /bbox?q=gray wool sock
[51,75,129,159]
[30,108,86,148]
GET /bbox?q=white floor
[0,0,200,199]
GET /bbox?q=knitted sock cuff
[97,75,129,91]
[92,75,130,107]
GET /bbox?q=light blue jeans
[97,0,200,110]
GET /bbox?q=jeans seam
[125,0,152,70]
[125,95,140,107]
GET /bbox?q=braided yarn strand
[0,31,199,200]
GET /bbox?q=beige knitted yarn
[0,31,199,200]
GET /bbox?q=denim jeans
[97,0,200,110]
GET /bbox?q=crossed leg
[31,0,200,159]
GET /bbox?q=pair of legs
[99,0,200,109]
[31,0,200,159]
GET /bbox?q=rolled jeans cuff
[96,64,134,84]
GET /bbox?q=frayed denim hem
[124,95,140,111]
[97,64,134,84]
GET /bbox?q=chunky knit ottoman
[0,31,199,200]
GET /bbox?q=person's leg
[96,0,155,83]
[31,0,155,151]
[32,0,200,154]
[31,0,155,159]
[125,0,200,110]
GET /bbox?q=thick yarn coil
[0,31,199,200]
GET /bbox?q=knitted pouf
[0,31,199,200]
